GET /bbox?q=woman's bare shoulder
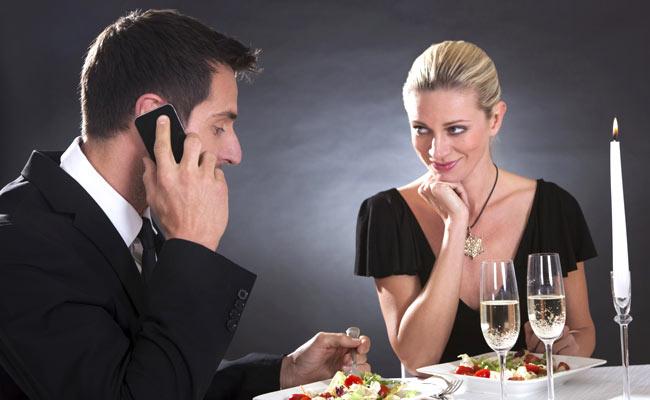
[494,170,537,207]
[501,170,536,194]
[397,174,427,196]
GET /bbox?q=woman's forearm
[572,324,596,357]
[392,223,466,371]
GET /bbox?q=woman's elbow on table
[392,339,443,376]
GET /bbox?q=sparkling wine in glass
[480,260,520,400]
[527,253,566,400]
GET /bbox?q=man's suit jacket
[0,151,282,399]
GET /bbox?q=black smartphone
[135,104,186,163]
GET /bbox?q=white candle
[610,117,630,297]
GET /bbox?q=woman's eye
[448,125,467,135]
[213,126,225,135]
[413,126,430,135]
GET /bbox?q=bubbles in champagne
[480,300,521,351]
[527,295,566,340]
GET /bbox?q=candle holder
[610,270,632,400]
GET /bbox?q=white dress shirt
[59,136,155,273]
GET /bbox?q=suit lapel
[72,209,147,314]
[21,151,147,316]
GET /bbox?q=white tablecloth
[255,365,650,400]
[451,365,650,399]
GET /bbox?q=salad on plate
[454,349,570,381]
[287,371,419,400]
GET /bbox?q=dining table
[254,365,650,400]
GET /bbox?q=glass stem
[620,323,631,400]
[544,340,555,400]
[498,350,507,400]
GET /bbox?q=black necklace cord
[468,162,499,230]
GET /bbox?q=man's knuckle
[159,173,175,187]
[153,142,166,152]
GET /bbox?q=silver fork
[345,327,361,374]
[421,373,463,398]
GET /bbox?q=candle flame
[612,117,619,140]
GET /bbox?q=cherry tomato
[525,363,541,374]
[378,384,390,397]
[289,395,310,400]
[344,374,363,387]
[474,368,491,378]
[455,365,476,376]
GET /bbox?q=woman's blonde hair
[403,40,501,116]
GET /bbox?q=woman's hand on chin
[418,173,469,227]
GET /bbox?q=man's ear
[134,94,166,118]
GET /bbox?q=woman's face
[404,88,504,182]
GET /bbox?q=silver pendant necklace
[464,163,499,259]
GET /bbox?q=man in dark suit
[0,9,370,400]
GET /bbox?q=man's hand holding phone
[142,115,228,251]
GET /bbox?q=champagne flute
[527,253,566,400]
[480,260,520,400]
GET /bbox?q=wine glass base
[614,314,633,325]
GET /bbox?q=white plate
[416,352,606,397]
[253,377,447,400]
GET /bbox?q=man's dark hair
[80,9,259,138]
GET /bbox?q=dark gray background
[1,1,648,377]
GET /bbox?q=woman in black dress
[355,40,597,374]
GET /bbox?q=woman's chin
[429,169,462,183]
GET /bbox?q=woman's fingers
[417,174,469,225]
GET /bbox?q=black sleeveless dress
[354,179,597,363]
